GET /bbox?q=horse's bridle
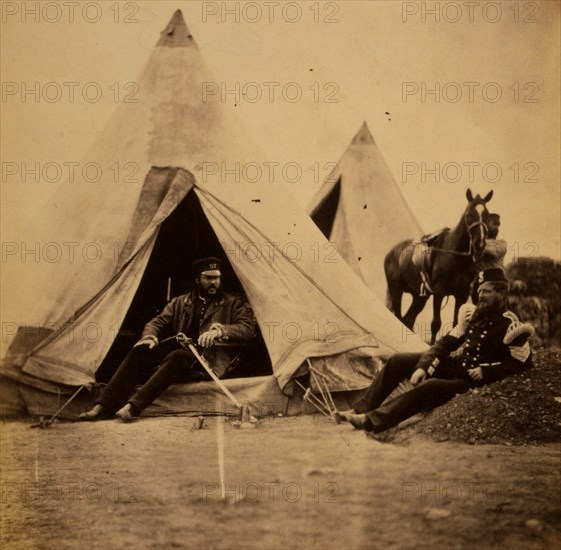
[465,216,489,260]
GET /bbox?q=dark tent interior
[309,177,341,240]
[97,190,272,382]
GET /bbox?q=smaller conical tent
[308,122,423,301]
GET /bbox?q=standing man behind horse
[338,268,534,440]
[470,213,507,304]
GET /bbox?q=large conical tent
[1,13,425,416]
[308,122,424,301]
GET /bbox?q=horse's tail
[385,240,415,308]
[384,243,402,315]
[385,286,394,311]
[384,242,402,285]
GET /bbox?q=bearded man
[79,257,255,422]
[338,268,534,440]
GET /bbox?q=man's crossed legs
[339,353,474,437]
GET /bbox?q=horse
[384,189,493,344]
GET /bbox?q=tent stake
[31,385,86,429]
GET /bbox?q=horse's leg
[430,294,444,345]
[402,294,429,332]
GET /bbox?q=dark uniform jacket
[417,304,533,383]
[141,291,256,378]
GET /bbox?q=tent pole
[310,370,333,415]
[309,365,337,413]
[294,380,330,417]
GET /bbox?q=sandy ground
[1,415,560,550]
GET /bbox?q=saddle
[407,227,450,296]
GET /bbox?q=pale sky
[1,0,560,337]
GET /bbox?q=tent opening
[97,190,272,382]
[310,177,342,239]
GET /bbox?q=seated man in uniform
[79,257,256,422]
[338,268,534,440]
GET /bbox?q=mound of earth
[397,348,561,445]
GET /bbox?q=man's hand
[209,323,225,338]
[468,367,484,381]
[410,368,427,386]
[134,335,158,349]
[198,329,220,348]
[176,333,191,348]
[463,303,476,324]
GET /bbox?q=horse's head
[465,188,493,261]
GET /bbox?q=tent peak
[157,9,198,48]
[352,121,375,145]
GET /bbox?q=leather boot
[78,404,109,421]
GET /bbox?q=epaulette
[503,316,535,345]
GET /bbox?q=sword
[175,333,243,410]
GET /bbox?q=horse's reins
[429,218,488,259]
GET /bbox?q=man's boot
[78,404,109,421]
